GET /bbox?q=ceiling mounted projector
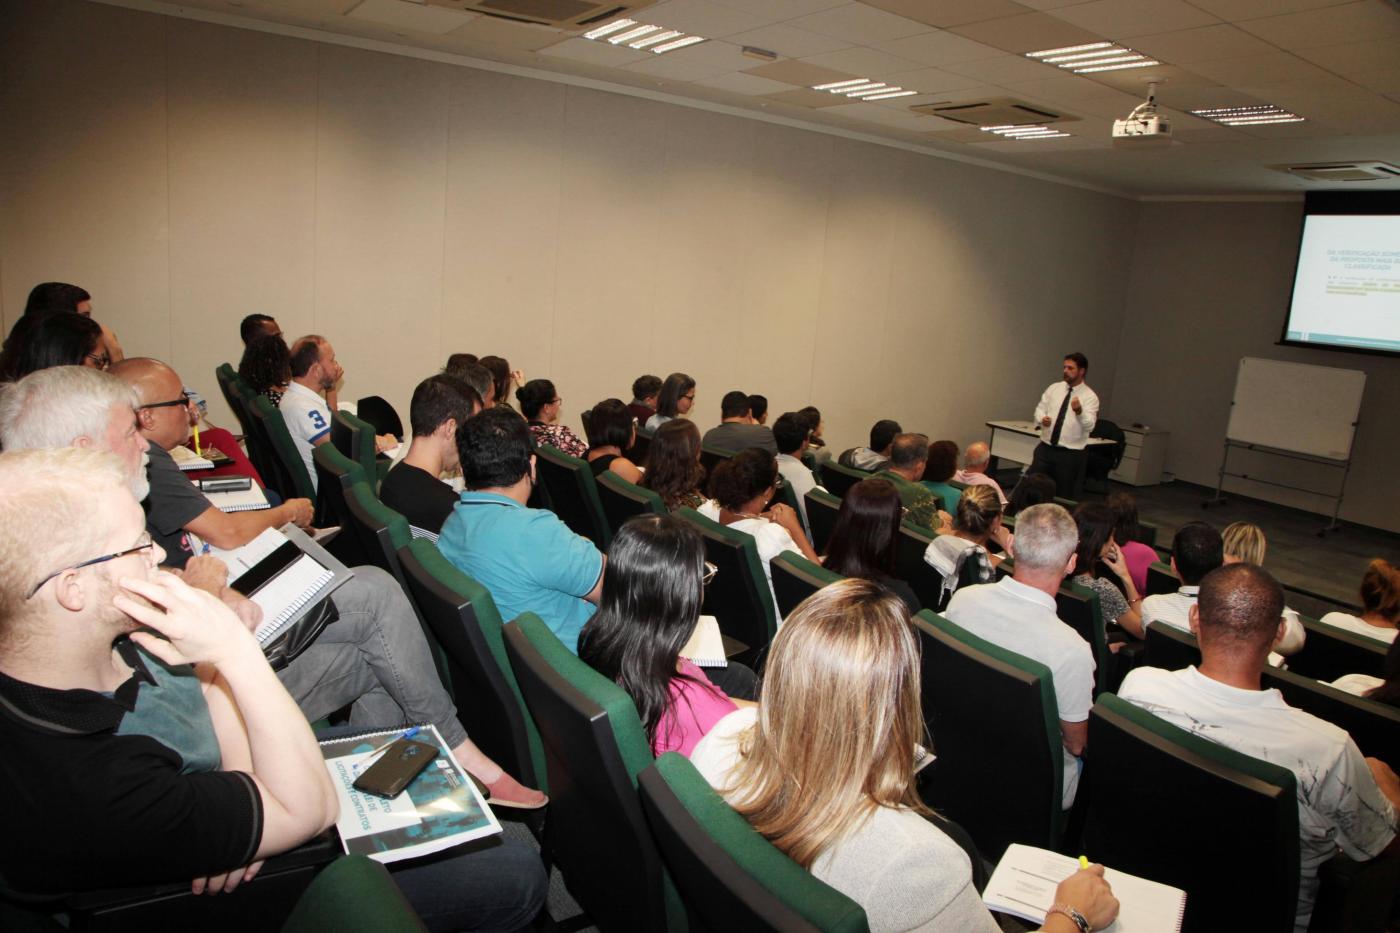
[1113,82,1172,148]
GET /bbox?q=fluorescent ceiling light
[582,20,706,55]
[1026,42,1158,75]
[980,124,1071,140]
[863,90,917,101]
[811,79,913,99]
[630,30,680,49]
[651,35,706,54]
[583,18,635,40]
[609,24,658,44]
[813,79,871,90]
[1191,104,1305,127]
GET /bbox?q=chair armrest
[1308,850,1400,933]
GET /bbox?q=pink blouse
[654,659,738,758]
[1120,540,1156,596]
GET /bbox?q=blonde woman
[691,579,1118,933]
[1221,522,1306,657]
[923,485,1006,603]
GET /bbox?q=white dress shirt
[1033,381,1099,450]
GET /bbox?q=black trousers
[1027,442,1088,499]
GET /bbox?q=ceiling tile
[1052,90,1158,117]
[1153,84,1270,110]
[708,0,849,18]
[1123,24,1278,63]
[1172,126,1249,142]
[823,100,947,128]
[798,46,925,77]
[692,71,798,95]
[877,65,990,93]
[1078,62,1216,93]
[1049,0,1220,38]
[743,58,857,86]
[871,30,1005,65]
[1292,40,1400,91]
[1187,52,1339,86]
[1183,0,1356,22]
[862,0,1034,28]
[1018,0,1104,8]
[788,4,932,43]
[537,37,652,67]
[761,86,855,107]
[723,23,850,58]
[944,53,1067,84]
[1003,73,1140,101]
[639,0,787,37]
[623,53,733,82]
[948,12,1106,53]
[1235,1,1400,49]
[445,16,560,51]
[345,0,476,34]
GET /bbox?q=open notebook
[209,524,352,647]
[983,844,1185,933]
[205,485,270,513]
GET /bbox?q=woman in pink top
[1107,492,1156,596]
[578,514,749,757]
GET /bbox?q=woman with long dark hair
[646,372,695,431]
[0,312,106,381]
[823,478,920,615]
[642,418,708,511]
[517,378,587,458]
[478,355,520,411]
[1071,502,1144,639]
[578,515,752,756]
[584,398,644,484]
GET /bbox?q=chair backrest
[332,409,379,489]
[677,507,778,671]
[1261,666,1400,764]
[894,522,944,613]
[355,395,403,440]
[250,395,316,502]
[343,481,413,586]
[638,753,870,933]
[770,552,843,621]
[397,539,546,790]
[503,613,684,932]
[280,854,425,933]
[1056,582,1111,696]
[596,470,666,538]
[913,611,1062,860]
[804,488,842,554]
[1144,621,1202,671]
[699,444,735,477]
[1145,560,1178,597]
[818,462,868,499]
[534,446,611,551]
[770,479,811,544]
[1287,616,1388,682]
[1137,520,1160,548]
[214,363,252,437]
[311,441,364,529]
[1081,694,1299,933]
[628,428,651,465]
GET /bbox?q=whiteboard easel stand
[1202,438,1355,537]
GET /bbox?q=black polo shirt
[379,461,458,537]
[0,639,263,896]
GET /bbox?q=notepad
[680,615,728,668]
[983,844,1185,933]
[169,445,215,471]
[210,526,351,647]
[206,485,270,513]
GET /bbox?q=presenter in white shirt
[1029,352,1099,498]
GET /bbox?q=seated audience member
[1071,502,1144,639]
[647,371,696,431]
[1005,473,1056,518]
[954,441,1007,504]
[748,393,768,425]
[112,359,313,564]
[282,335,395,491]
[872,433,943,530]
[693,579,1119,933]
[920,439,963,514]
[584,398,644,484]
[702,390,777,454]
[0,311,107,381]
[945,504,1093,808]
[380,374,481,538]
[239,312,282,345]
[440,407,604,653]
[1332,637,1400,703]
[579,515,757,757]
[925,486,1004,603]
[704,449,820,608]
[23,281,123,365]
[772,412,823,526]
[1118,563,1400,932]
[823,478,920,615]
[628,374,662,424]
[479,355,520,411]
[642,418,708,511]
[518,378,587,458]
[796,406,831,467]
[445,358,497,408]
[1319,558,1400,644]
[237,332,291,406]
[1220,521,1305,656]
[0,367,546,811]
[1105,491,1155,595]
[444,351,478,372]
[839,418,900,472]
[1141,522,1221,635]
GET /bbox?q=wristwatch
[1047,903,1092,933]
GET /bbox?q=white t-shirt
[1118,665,1398,932]
[278,380,331,492]
[943,577,1094,808]
[1144,585,1301,667]
[691,708,999,933]
[696,502,799,619]
[776,453,822,527]
[1319,611,1399,644]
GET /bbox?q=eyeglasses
[85,352,111,371]
[682,394,696,401]
[138,391,194,411]
[27,534,156,599]
[702,561,719,586]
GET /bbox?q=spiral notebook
[205,485,270,513]
[983,844,1185,933]
[209,524,353,647]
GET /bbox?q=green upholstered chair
[331,409,381,491]
[913,611,1063,861]
[699,444,735,477]
[638,753,870,933]
[770,479,811,544]
[214,363,251,438]
[1080,694,1299,933]
[1286,616,1388,682]
[595,470,666,538]
[804,488,842,554]
[534,445,611,551]
[396,539,546,793]
[310,443,370,567]
[677,507,778,670]
[354,395,404,441]
[250,395,316,502]
[1056,581,1114,696]
[1143,620,1201,671]
[817,462,868,500]
[894,521,944,613]
[1145,560,1178,597]
[281,855,424,933]
[1261,666,1400,764]
[1137,520,1160,548]
[503,613,685,932]
[769,552,843,621]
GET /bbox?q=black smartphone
[352,739,438,798]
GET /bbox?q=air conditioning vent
[1279,161,1400,182]
[424,0,654,28]
[910,98,1063,127]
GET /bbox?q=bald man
[113,358,312,568]
[1119,563,1399,932]
[954,441,1008,505]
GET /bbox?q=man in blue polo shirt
[439,408,604,653]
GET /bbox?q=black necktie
[1049,388,1072,447]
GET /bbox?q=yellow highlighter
[1078,855,1090,869]
[192,422,201,457]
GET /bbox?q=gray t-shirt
[143,441,214,570]
[702,422,777,455]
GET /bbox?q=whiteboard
[1225,357,1365,461]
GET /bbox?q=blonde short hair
[953,484,1002,539]
[1222,522,1267,566]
